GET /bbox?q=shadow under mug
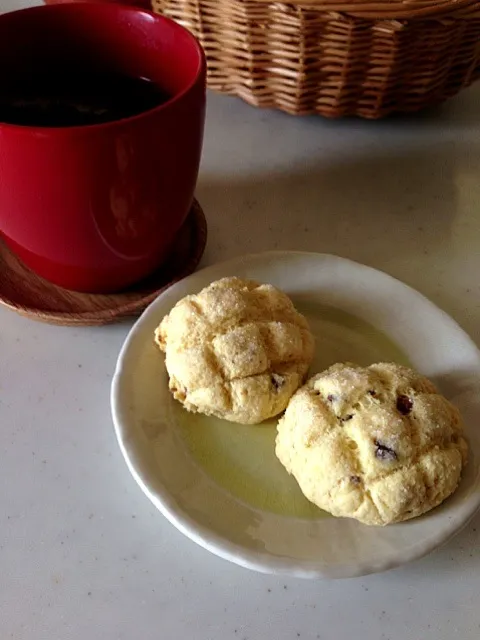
[0,4,206,293]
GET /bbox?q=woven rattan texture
[152,0,480,117]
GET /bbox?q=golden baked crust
[155,277,315,424]
[276,362,468,525]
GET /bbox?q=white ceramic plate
[111,252,480,578]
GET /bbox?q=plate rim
[111,250,480,578]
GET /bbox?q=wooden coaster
[0,199,207,326]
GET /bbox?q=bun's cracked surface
[155,277,315,424]
[276,362,468,525]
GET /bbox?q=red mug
[43,1,151,8]
[0,4,206,293]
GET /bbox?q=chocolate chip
[374,440,397,461]
[396,395,413,415]
[368,390,376,397]
[271,373,285,391]
[327,394,335,402]
[340,414,354,423]
[171,382,187,400]
[350,475,362,485]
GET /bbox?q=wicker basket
[152,0,480,118]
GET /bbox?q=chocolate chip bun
[276,362,468,525]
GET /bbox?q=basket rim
[233,0,480,19]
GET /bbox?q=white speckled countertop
[3,1,480,638]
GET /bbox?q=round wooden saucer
[0,199,207,326]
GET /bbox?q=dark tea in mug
[0,71,171,128]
